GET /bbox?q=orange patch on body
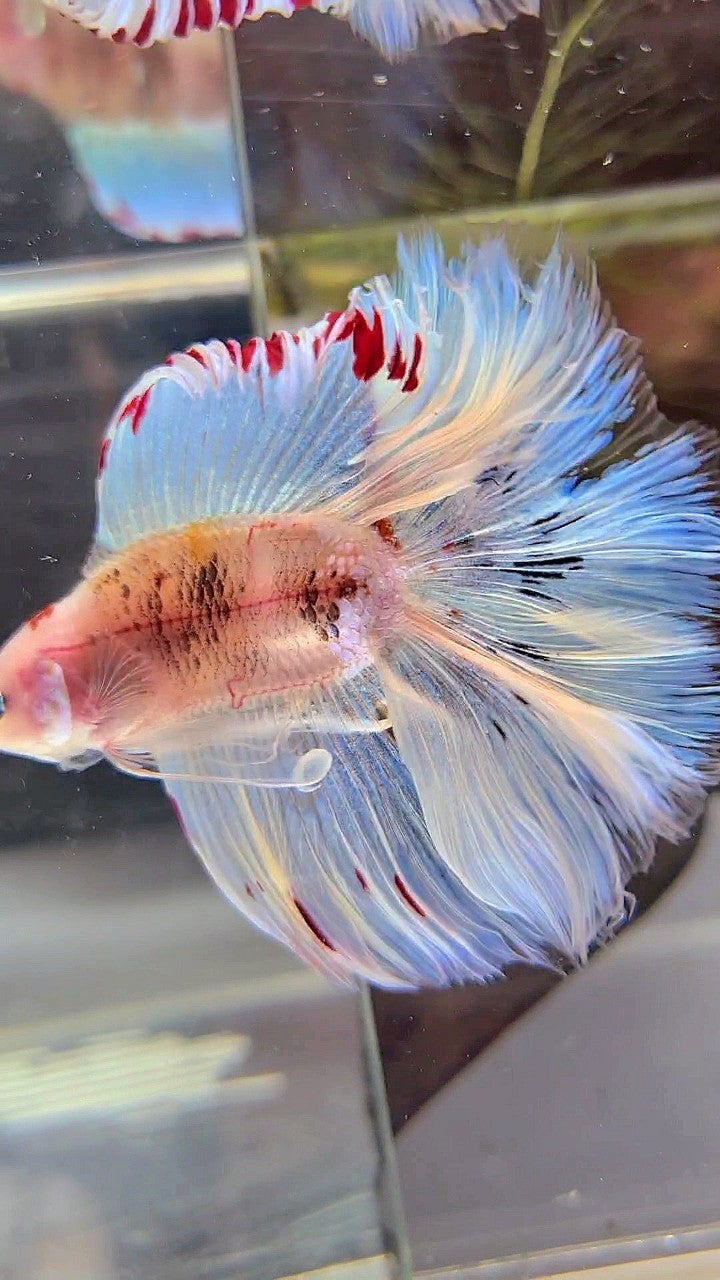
[185,521,217,564]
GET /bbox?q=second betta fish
[37,0,538,58]
[0,234,718,988]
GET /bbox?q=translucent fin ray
[93,313,413,551]
[158,726,527,990]
[380,619,709,964]
[330,235,659,524]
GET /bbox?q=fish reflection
[0,233,718,989]
[38,0,539,58]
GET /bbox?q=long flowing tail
[346,235,720,964]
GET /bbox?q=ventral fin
[156,730,526,988]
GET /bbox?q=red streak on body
[120,387,152,435]
[50,586,312,662]
[293,898,336,950]
[355,868,369,891]
[402,334,423,392]
[352,309,385,381]
[187,346,209,368]
[98,438,111,475]
[194,0,215,28]
[246,518,277,549]
[134,4,156,43]
[28,604,54,632]
[174,0,191,34]
[394,874,426,917]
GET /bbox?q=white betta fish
[0,234,718,988]
[37,0,538,58]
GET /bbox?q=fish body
[39,0,538,57]
[1,514,400,764]
[1,233,719,988]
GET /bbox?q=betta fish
[0,233,718,989]
[36,0,538,58]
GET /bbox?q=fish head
[0,619,89,765]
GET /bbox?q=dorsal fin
[91,254,433,554]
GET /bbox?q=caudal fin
[353,237,720,964]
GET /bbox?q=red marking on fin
[111,26,127,41]
[394,874,426,917]
[293,0,314,8]
[293,898,336,950]
[220,0,240,21]
[28,604,54,632]
[324,310,343,337]
[194,0,214,28]
[402,334,423,393]
[241,338,258,372]
[387,341,407,382]
[187,346,209,368]
[265,332,285,375]
[120,387,152,435]
[225,339,243,366]
[174,0,191,35]
[98,438,111,475]
[355,869,369,891]
[134,4,156,44]
[352,309,385,381]
[245,882,255,898]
